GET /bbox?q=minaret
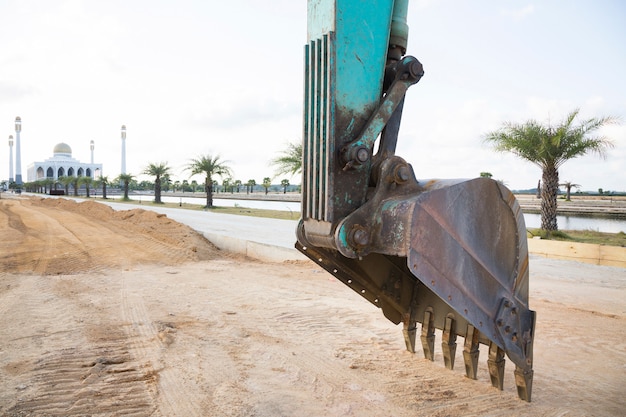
[14,117,23,186]
[121,125,126,174]
[90,140,95,164]
[8,135,14,183]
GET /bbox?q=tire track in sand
[121,276,204,417]
[4,276,157,417]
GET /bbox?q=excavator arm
[296,0,535,401]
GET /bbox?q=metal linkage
[301,0,535,404]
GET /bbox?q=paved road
[100,201,300,248]
[99,200,303,259]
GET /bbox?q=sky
[1,0,625,191]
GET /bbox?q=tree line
[10,108,619,232]
[17,150,302,209]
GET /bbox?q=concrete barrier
[528,238,626,268]
[203,232,308,263]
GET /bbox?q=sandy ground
[1,196,625,417]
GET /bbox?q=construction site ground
[1,196,624,417]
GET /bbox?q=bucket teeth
[463,324,480,380]
[296,244,535,402]
[420,308,435,361]
[441,314,457,370]
[515,366,533,402]
[407,319,533,401]
[402,317,417,354]
[487,342,506,390]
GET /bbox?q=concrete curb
[203,232,308,263]
[528,238,626,268]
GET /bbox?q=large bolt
[356,147,370,163]
[350,226,370,248]
[394,165,410,184]
[409,60,424,78]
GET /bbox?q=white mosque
[27,142,103,182]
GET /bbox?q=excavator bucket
[297,0,535,401]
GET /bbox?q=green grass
[207,205,300,220]
[105,198,301,220]
[527,228,626,247]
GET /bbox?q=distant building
[27,142,103,182]
[14,117,23,185]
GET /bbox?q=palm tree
[117,173,134,201]
[72,177,80,196]
[143,162,171,204]
[246,179,256,194]
[80,176,93,197]
[42,178,54,194]
[222,178,232,193]
[58,176,73,195]
[96,176,110,199]
[560,181,581,201]
[281,179,290,194]
[262,177,272,195]
[185,154,232,208]
[270,142,302,177]
[484,109,617,231]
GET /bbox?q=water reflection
[155,195,300,212]
[523,213,625,233]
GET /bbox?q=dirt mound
[0,195,624,416]
[1,197,221,275]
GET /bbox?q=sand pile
[0,197,221,275]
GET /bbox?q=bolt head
[353,228,369,246]
[394,165,410,183]
[356,147,369,163]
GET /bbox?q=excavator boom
[296,0,535,401]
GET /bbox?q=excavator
[296,0,536,401]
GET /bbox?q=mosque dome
[53,142,72,155]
